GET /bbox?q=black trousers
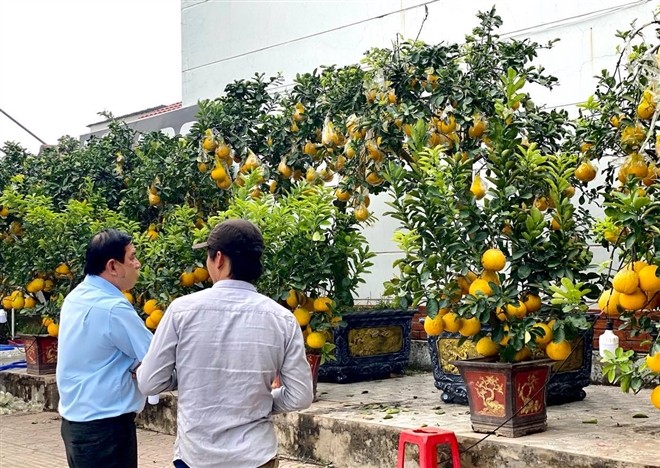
[61,413,137,468]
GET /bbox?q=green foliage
[383,56,595,361]
[207,176,374,312]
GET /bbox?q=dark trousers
[174,457,279,468]
[61,413,137,468]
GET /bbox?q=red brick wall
[412,310,427,340]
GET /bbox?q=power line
[183,0,443,73]
[0,107,47,146]
[184,0,651,74]
[501,0,651,38]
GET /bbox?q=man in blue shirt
[56,229,153,468]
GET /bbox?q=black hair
[205,219,264,284]
[84,229,133,276]
[209,246,263,284]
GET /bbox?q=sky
[0,0,181,154]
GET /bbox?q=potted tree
[571,17,660,409]
[383,58,597,435]
[0,178,138,374]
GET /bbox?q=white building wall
[181,0,655,301]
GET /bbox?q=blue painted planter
[428,315,595,405]
[318,309,415,383]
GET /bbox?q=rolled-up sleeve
[272,320,313,413]
[137,305,178,395]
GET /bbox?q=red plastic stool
[396,427,461,468]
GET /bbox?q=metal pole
[0,107,47,146]
[11,308,15,339]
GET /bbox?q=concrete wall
[181,0,656,300]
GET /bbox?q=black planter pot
[428,315,595,405]
[318,309,415,383]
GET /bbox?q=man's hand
[130,363,141,380]
[272,375,281,389]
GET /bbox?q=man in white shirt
[137,219,313,468]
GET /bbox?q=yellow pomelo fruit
[293,307,311,326]
[545,340,572,361]
[481,249,506,271]
[47,323,59,337]
[285,290,302,309]
[476,336,499,357]
[651,385,660,409]
[442,313,463,333]
[180,271,196,287]
[480,270,500,285]
[513,347,532,362]
[575,160,597,182]
[122,291,135,304]
[150,310,164,326]
[11,295,24,309]
[506,301,527,319]
[306,332,326,349]
[598,289,621,317]
[522,293,542,313]
[423,315,444,336]
[26,278,45,293]
[631,261,649,274]
[532,323,553,346]
[638,265,660,292]
[143,299,158,315]
[637,99,655,120]
[145,316,157,330]
[646,353,660,373]
[618,289,647,311]
[313,297,333,313]
[612,269,639,294]
[193,267,209,283]
[458,317,481,337]
[469,279,493,297]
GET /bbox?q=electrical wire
[184,0,443,73]
[185,0,651,75]
[0,107,47,146]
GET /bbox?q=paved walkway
[0,411,327,468]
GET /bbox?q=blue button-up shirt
[56,275,153,422]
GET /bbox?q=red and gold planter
[453,357,554,437]
[19,334,58,375]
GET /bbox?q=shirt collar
[211,279,257,292]
[85,274,124,297]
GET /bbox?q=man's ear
[214,251,225,269]
[105,258,119,276]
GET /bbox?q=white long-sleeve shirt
[137,279,313,468]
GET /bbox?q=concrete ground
[0,411,327,468]
[1,352,659,467]
[274,373,660,468]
